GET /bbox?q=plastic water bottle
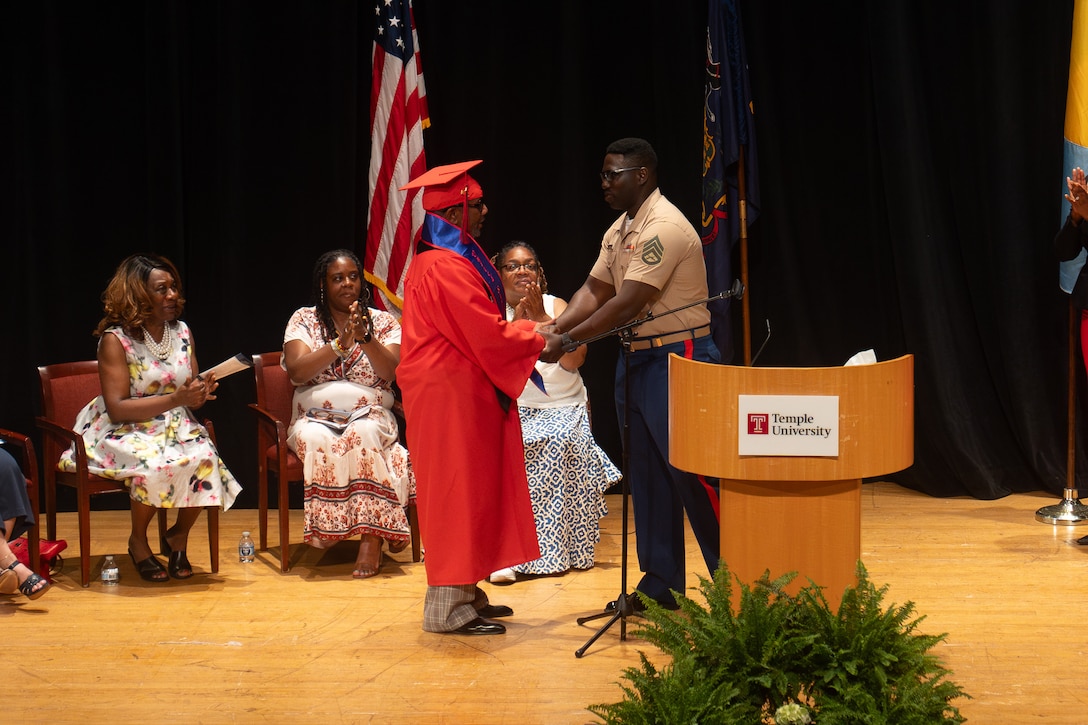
[238,531,255,563]
[101,555,119,585]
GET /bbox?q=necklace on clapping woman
[142,323,174,360]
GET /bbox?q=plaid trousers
[422,583,491,632]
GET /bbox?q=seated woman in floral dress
[66,253,241,582]
[282,249,415,579]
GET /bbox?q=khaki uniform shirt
[589,188,710,338]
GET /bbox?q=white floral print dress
[61,322,241,510]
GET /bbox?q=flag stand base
[1035,489,1088,524]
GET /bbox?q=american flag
[366,0,429,313]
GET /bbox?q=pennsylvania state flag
[702,0,759,363]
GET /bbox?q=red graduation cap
[400,160,483,211]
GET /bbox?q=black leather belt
[628,325,711,351]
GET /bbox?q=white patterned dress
[510,296,621,574]
[62,323,241,510]
[283,306,415,548]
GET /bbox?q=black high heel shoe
[2,559,48,600]
[159,536,193,580]
[128,547,168,583]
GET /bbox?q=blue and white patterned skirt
[513,403,621,575]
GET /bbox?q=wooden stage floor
[5,482,1087,723]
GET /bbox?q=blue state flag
[702,0,759,363]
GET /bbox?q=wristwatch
[560,332,579,353]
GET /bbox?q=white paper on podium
[844,349,877,366]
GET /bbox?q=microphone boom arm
[568,279,744,348]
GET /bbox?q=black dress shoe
[476,604,514,618]
[603,595,645,615]
[1078,533,1088,545]
[450,617,506,635]
[604,593,678,614]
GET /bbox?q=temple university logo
[748,413,769,435]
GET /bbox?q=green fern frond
[587,561,970,725]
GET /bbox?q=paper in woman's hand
[199,353,254,381]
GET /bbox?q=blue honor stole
[418,212,506,313]
[417,213,547,403]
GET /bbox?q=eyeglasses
[467,198,485,209]
[599,166,645,183]
[500,261,539,273]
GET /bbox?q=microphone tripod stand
[573,281,744,658]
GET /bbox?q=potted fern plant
[588,562,969,724]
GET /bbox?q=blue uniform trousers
[614,334,722,607]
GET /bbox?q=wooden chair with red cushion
[248,351,420,572]
[35,360,219,587]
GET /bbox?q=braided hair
[310,249,371,343]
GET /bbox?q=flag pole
[737,145,751,365]
[1067,297,1076,488]
[1037,0,1088,525]
[1036,297,1088,523]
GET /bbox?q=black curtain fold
[2,0,1081,509]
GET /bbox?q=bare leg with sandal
[128,502,168,582]
[0,518,48,600]
[353,534,383,579]
[160,507,201,580]
[0,450,46,600]
[129,502,204,582]
[352,533,410,579]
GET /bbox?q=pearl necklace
[142,324,174,360]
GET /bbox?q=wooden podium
[668,354,914,608]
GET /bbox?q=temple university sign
[738,395,839,456]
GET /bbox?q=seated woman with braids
[488,241,621,584]
[282,249,415,579]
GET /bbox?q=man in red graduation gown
[397,161,562,635]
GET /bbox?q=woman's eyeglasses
[500,261,539,273]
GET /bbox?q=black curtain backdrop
[2,1,1081,511]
